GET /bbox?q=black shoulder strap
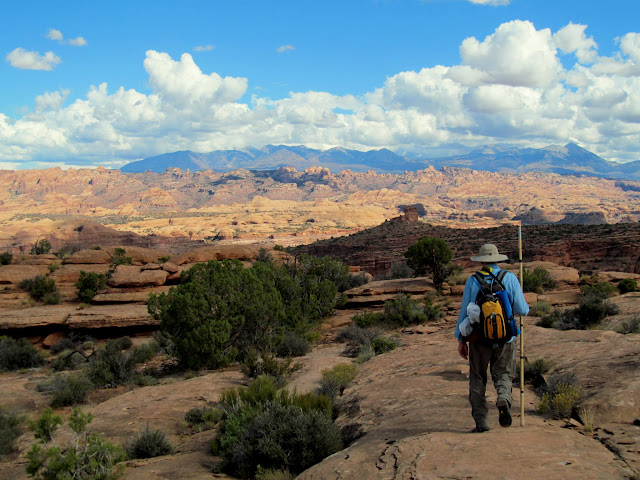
[477,267,507,291]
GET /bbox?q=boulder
[107,265,168,287]
[66,304,156,328]
[92,287,170,304]
[0,264,50,284]
[0,305,74,329]
[49,264,111,283]
[596,271,640,283]
[42,331,67,348]
[162,261,180,273]
[63,249,112,264]
[16,254,59,265]
[102,246,171,264]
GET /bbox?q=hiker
[456,244,529,432]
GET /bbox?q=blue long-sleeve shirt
[455,264,529,342]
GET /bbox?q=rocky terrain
[1,165,640,255]
[0,247,639,479]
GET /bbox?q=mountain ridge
[120,143,640,180]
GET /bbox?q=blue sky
[2,0,639,169]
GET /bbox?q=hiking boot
[496,399,512,428]
[471,425,490,433]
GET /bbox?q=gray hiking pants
[468,340,516,428]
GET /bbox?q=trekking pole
[518,222,525,427]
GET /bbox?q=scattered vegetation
[0,336,44,372]
[381,294,441,327]
[212,376,341,478]
[537,282,619,330]
[30,239,52,255]
[75,270,108,302]
[87,338,157,388]
[184,405,223,432]
[275,331,311,357]
[110,247,132,266]
[159,255,171,263]
[54,243,82,260]
[0,251,12,265]
[523,266,557,294]
[617,316,640,334]
[0,407,24,458]
[529,300,552,317]
[316,363,357,401]
[26,407,125,479]
[20,274,61,304]
[535,372,582,419]
[240,348,298,386]
[618,278,637,294]
[124,425,173,459]
[404,236,455,291]
[37,372,94,407]
[387,261,414,279]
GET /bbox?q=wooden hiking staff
[518,222,525,426]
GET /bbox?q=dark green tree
[30,239,52,255]
[75,271,108,302]
[148,260,286,370]
[404,236,454,290]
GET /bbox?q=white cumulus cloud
[47,28,87,46]
[553,23,598,64]
[6,48,61,71]
[277,45,295,53]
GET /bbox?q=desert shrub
[371,336,397,354]
[0,336,44,372]
[524,358,552,392]
[49,332,94,354]
[352,311,383,328]
[536,380,582,419]
[26,407,125,479]
[54,244,82,260]
[111,247,132,266]
[86,338,150,388]
[275,331,310,357]
[273,244,285,251]
[618,278,638,294]
[389,261,413,279]
[47,262,60,273]
[30,239,52,255]
[255,466,295,480]
[255,248,274,264]
[125,426,173,459]
[529,300,552,317]
[152,330,175,355]
[523,267,557,294]
[213,377,340,478]
[240,349,297,386]
[185,406,223,432]
[75,270,108,302]
[337,324,383,357]
[0,407,24,457]
[355,343,376,364]
[381,294,440,327]
[316,364,357,400]
[0,251,12,265]
[37,372,94,407]
[51,350,89,371]
[159,255,171,263]
[343,272,370,290]
[617,316,640,334]
[20,275,61,304]
[539,288,619,330]
[581,281,616,299]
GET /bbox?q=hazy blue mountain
[120,143,640,181]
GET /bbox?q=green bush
[125,426,173,459]
[240,349,297,386]
[538,287,619,330]
[336,325,382,358]
[30,239,52,255]
[0,407,24,457]
[213,377,340,478]
[371,336,397,354]
[159,255,171,263]
[0,336,44,372]
[37,372,94,407]
[255,466,295,480]
[529,300,552,317]
[75,270,108,302]
[0,251,12,265]
[617,316,640,334]
[382,294,440,327]
[86,338,154,388]
[389,262,413,279]
[54,244,82,260]
[523,267,557,294]
[150,256,349,371]
[316,363,357,400]
[111,247,132,266]
[536,381,582,419]
[581,282,616,299]
[26,407,125,479]
[184,406,223,432]
[20,275,61,304]
[352,311,383,328]
[275,331,310,357]
[618,278,638,294]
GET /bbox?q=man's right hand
[458,341,468,360]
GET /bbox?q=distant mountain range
[121,143,640,181]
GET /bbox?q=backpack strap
[479,267,508,290]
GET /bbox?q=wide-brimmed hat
[470,244,508,262]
